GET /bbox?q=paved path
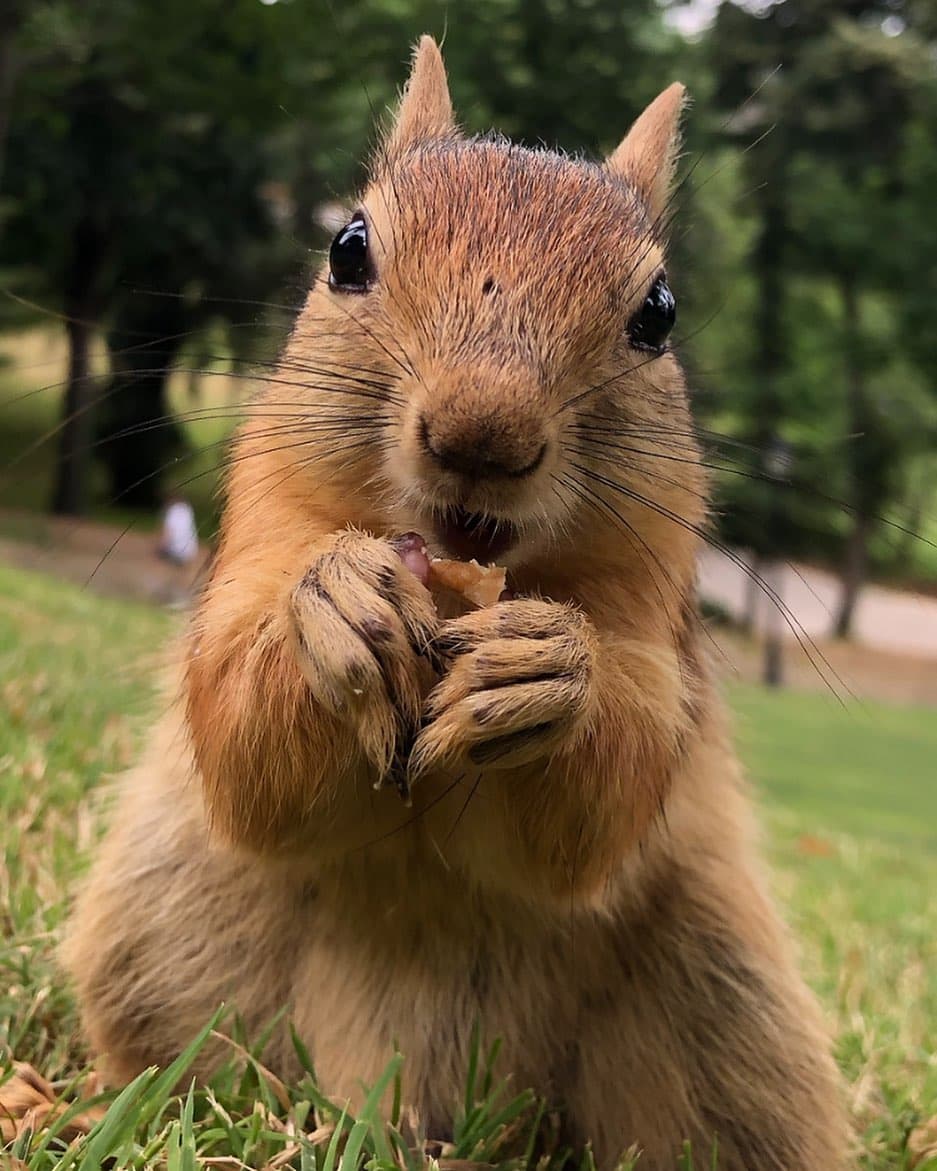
[2,511,937,664]
[0,513,203,606]
[699,548,937,660]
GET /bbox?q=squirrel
[62,37,848,1170]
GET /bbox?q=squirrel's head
[267,37,705,578]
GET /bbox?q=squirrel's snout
[418,413,547,481]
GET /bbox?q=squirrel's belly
[290,861,624,1123]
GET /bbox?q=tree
[1,0,352,513]
[789,17,930,633]
[703,0,937,636]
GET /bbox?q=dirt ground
[0,510,205,606]
[2,509,936,707]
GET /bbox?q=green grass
[1,563,935,1168]
[728,686,937,1170]
[730,685,937,848]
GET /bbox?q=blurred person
[158,492,199,566]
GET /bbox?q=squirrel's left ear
[383,36,455,158]
[605,83,687,222]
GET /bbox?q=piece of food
[428,557,507,607]
[392,532,509,607]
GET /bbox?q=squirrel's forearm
[446,633,699,909]
[184,575,361,854]
[541,635,697,894]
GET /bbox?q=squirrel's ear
[383,36,455,158]
[605,83,686,221]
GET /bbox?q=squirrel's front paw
[289,531,439,787]
[407,599,597,785]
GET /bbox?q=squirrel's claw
[406,598,596,787]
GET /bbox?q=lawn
[0,562,935,1168]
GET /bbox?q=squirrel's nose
[419,414,547,480]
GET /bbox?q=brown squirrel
[62,38,849,1170]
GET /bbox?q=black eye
[628,275,676,353]
[328,213,372,293]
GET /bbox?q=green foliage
[689,0,937,605]
[2,1025,559,1170]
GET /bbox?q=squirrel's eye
[328,213,372,293]
[627,275,675,353]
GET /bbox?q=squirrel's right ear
[605,83,687,222]
[382,36,456,159]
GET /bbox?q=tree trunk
[50,217,106,516]
[51,313,95,516]
[752,177,787,435]
[99,368,180,510]
[893,476,932,577]
[834,274,872,639]
[97,293,190,510]
[834,511,870,639]
[0,0,24,195]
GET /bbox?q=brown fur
[62,37,849,1169]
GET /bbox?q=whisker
[568,461,855,702]
[568,424,937,554]
[556,470,685,664]
[349,773,469,854]
[124,285,301,314]
[563,441,712,507]
[557,470,732,674]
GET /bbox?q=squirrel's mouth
[433,507,518,562]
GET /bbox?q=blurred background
[2,0,937,680]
